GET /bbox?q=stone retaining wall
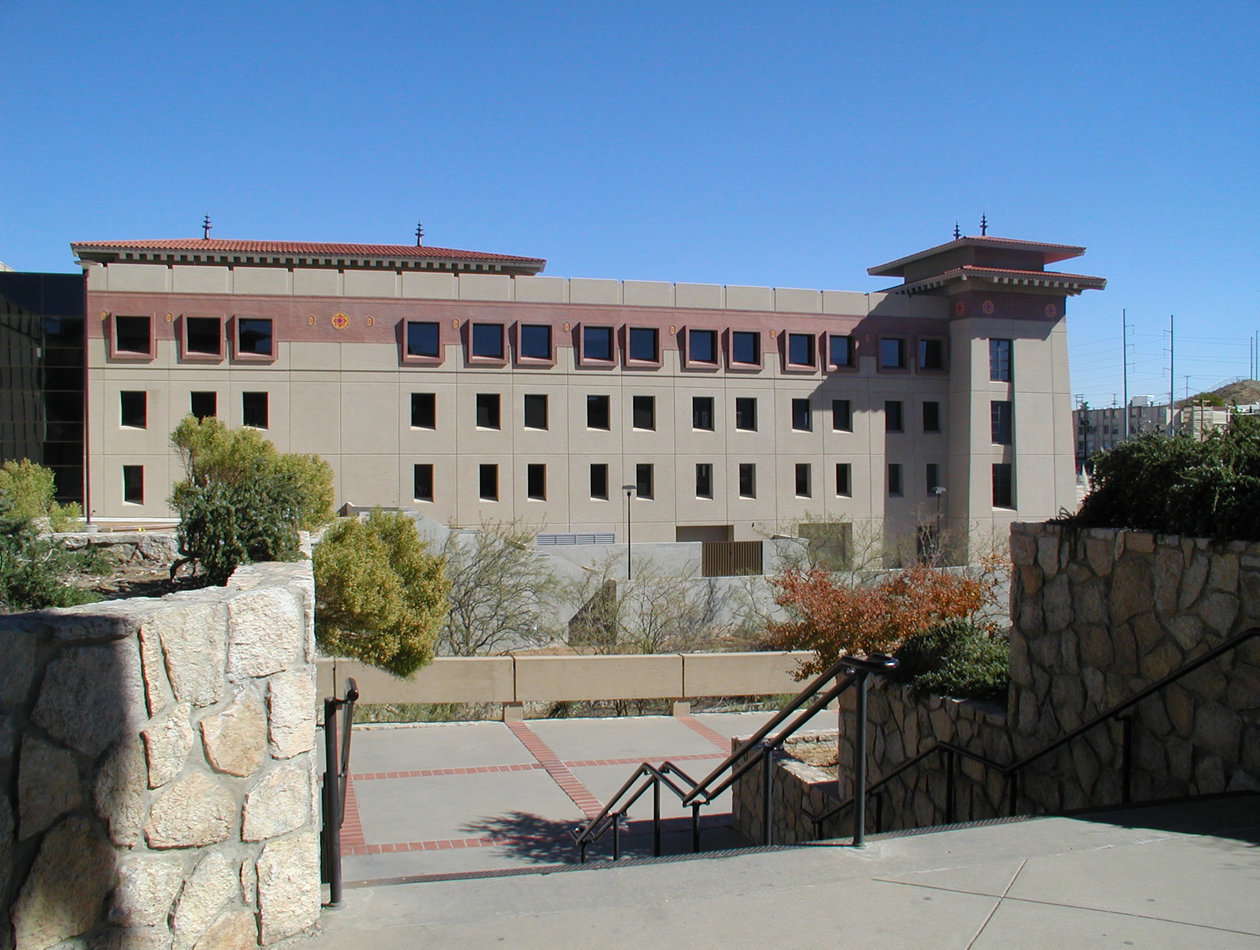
[0,560,320,949]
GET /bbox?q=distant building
[1074,397,1170,467]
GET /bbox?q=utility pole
[1122,309,1129,440]
[1168,315,1175,433]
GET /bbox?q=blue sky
[3,1,1257,407]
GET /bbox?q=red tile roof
[72,238,545,266]
[868,235,1087,276]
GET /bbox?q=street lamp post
[933,486,946,560]
[621,484,636,580]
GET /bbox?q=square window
[923,401,941,433]
[479,464,498,501]
[523,393,548,430]
[738,463,756,498]
[628,327,658,363]
[414,464,434,502]
[587,394,610,430]
[406,321,440,358]
[582,325,614,362]
[990,339,1013,381]
[832,399,852,432]
[879,337,906,370]
[411,392,436,428]
[527,463,546,501]
[632,395,655,430]
[695,463,713,498]
[190,391,216,420]
[184,317,222,356]
[242,391,268,428]
[519,324,552,360]
[835,463,851,496]
[791,398,812,431]
[590,463,609,500]
[787,333,815,368]
[731,331,760,365]
[993,463,1014,508]
[635,463,654,499]
[828,334,853,368]
[237,318,273,357]
[120,391,146,429]
[476,393,501,429]
[991,400,1012,445]
[122,465,143,505]
[794,463,811,497]
[927,463,942,494]
[734,397,757,431]
[114,316,152,356]
[692,396,714,431]
[885,400,904,433]
[688,329,717,364]
[471,323,504,359]
[888,463,903,497]
[918,338,945,371]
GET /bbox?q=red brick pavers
[677,715,740,753]
[505,720,604,819]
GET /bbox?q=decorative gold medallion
[332,312,349,330]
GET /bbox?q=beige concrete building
[72,231,1104,560]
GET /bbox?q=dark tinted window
[731,331,759,364]
[628,327,658,362]
[115,316,150,355]
[406,321,440,357]
[471,323,504,359]
[185,317,221,355]
[519,324,551,359]
[583,326,614,361]
[190,391,216,420]
[237,318,272,356]
[787,333,814,367]
[689,329,717,363]
[411,392,436,428]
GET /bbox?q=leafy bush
[894,619,1010,702]
[0,459,81,529]
[314,511,449,677]
[0,494,101,612]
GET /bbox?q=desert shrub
[314,511,449,677]
[0,458,81,529]
[0,493,101,611]
[894,619,1009,702]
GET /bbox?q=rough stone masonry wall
[0,560,320,950]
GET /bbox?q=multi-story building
[71,231,1103,560]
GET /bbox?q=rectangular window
[692,396,714,431]
[786,333,815,368]
[120,391,146,429]
[990,339,1013,381]
[185,317,222,356]
[479,464,498,501]
[835,463,851,496]
[731,330,759,365]
[628,327,658,362]
[582,325,614,362]
[406,321,440,358]
[794,463,811,497]
[413,464,434,502]
[991,400,1013,445]
[828,334,853,368]
[114,316,151,356]
[885,400,904,433]
[927,463,941,494]
[879,337,906,370]
[688,328,717,364]
[476,393,501,429]
[471,323,504,359]
[527,464,546,501]
[190,391,216,420]
[242,392,268,428]
[523,393,548,430]
[831,399,852,432]
[587,394,610,430]
[791,398,812,431]
[122,465,143,505]
[590,463,609,500]
[993,463,1014,508]
[888,463,903,497]
[923,401,941,433]
[519,324,552,360]
[411,392,436,429]
[635,463,654,499]
[695,463,713,498]
[918,338,945,371]
[237,318,273,357]
[738,463,756,498]
[632,395,655,430]
[734,397,757,431]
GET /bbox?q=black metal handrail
[320,677,359,907]
[571,652,899,861]
[811,626,1260,836]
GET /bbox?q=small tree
[314,511,449,676]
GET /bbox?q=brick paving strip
[504,720,606,819]
[677,715,741,753]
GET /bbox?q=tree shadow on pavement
[459,812,588,864]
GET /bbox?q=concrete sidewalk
[303,795,1260,949]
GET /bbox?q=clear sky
[3,1,1257,407]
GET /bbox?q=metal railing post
[945,747,956,824]
[852,671,869,848]
[762,744,773,846]
[653,777,662,857]
[322,696,343,907]
[691,803,701,853]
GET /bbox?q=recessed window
[635,463,654,499]
[406,321,440,358]
[414,464,434,502]
[828,334,853,368]
[590,463,609,500]
[835,463,851,497]
[885,400,904,433]
[918,338,945,371]
[476,393,501,429]
[190,391,216,420]
[738,463,756,498]
[795,463,811,497]
[735,397,757,431]
[991,400,1013,445]
[527,464,546,501]
[114,316,152,356]
[237,318,273,357]
[632,395,655,430]
[120,391,146,429]
[927,463,942,494]
[731,331,760,366]
[479,464,498,501]
[695,463,713,498]
[242,392,268,428]
[471,323,505,360]
[184,317,222,356]
[879,338,906,370]
[993,463,1014,508]
[692,396,714,431]
[122,465,143,505]
[582,325,614,362]
[587,394,610,430]
[791,398,812,432]
[787,333,815,368]
[990,339,1013,382]
[519,324,552,361]
[628,327,658,363]
[687,329,718,365]
[923,401,941,433]
[888,463,903,497]
[523,393,548,430]
[411,393,436,429]
[832,399,852,432]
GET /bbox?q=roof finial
[415,220,424,246]
[979,214,988,236]
[953,222,961,240]
[202,214,212,240]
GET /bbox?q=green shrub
[894,619,1010,702]
[0,494,100,612]
[0,459,80,529]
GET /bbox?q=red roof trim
[868,235,1087,276]
[71,239,545,265]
